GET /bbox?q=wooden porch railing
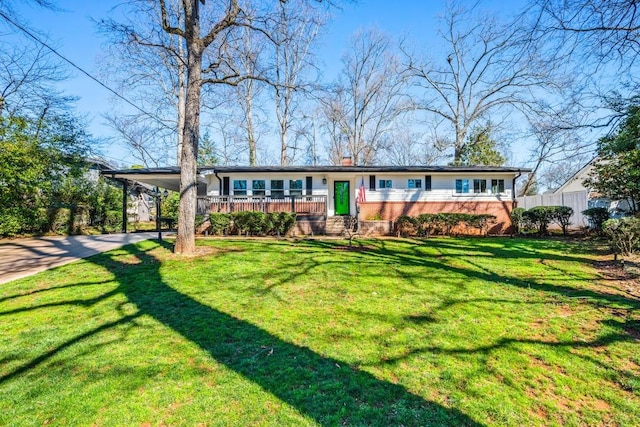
[197,195,327,216]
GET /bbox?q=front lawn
[0,237,638,426]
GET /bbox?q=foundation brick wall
[358,200,515,234]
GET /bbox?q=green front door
[334,181,350,215]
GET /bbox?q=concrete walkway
[0,233,160,285]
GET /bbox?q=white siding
[203,171,519,217]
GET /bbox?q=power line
[0,9,173,131]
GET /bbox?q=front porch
[197,195,328,218]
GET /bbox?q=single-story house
[103,163,530,235]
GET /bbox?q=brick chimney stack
[341,156,353,166]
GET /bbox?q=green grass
[0,237,638,426]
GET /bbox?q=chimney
[341,156,353,166]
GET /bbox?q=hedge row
[0,207,122,237]
[395,213,497,237]
[510,206,574,235]
[201,212,297,236]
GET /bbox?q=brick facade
[358,200,515,234]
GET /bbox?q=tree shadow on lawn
[1,240,484,427]
[305,239,640,310]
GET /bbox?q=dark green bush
[551,206,573,236]
[396,213,497,237]
[228,211,296,236]
[270,212,296,236]
[48,208,72,234]
[0,208,25,236]
[415,213,443,237]
[582,207,610,232]
[395,215,417,237]
[464,214,497,235]
[103,210,123,232]
[208,213,231,235]
[523,206,556,235]
[510,207,527,234]
[231,211,263,235]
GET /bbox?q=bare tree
[0,41,71,118]
[528,0,640,70]
[103,113,170,167]
[222,20,265,166]
[376,125,444,166]
[520,109,593,195]
[270,0,323,165]
[404,2,559,164]
[321,28,411,165]
[99,0,189,166]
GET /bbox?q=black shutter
[306,176,313,195]
[369,175,376,191]
[222,177,230,196]
[425,175,432,191]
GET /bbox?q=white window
[233,180,247,196]
[491,179,505,193]
[252,180,265,196]
[289,179,303,196]
[270,180,284,198]
[455,179,469,194]
[379,179,392,189]
[408,179,422,189]
[473,179,487,194]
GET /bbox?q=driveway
[0,233,160,285]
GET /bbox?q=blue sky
[8,0,526,167]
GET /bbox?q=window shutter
[425,175,432,191]
[369,175,376,191]
[222,177,230,196]
[306,176,313,195]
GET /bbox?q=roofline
[553,157,597,194]
[102,165,532,175]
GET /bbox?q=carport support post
[121,180,128,233]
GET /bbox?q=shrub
[523,206,555,235]
[272,212,296,236]
[47,208,72,234]
[161,192,180,220]
[441,213,466,236]
[465,214,497,235]
[582,207,610,232]
[551,206,573,236]
[510,207,528,234]
[415,213,443,237]
[103,210,123,232]
[227,211,296,236]
[231,211,265,235]
[0,209,24,237]
[603,217,640,256]
[208,213,231,235]
[395,215,417,237]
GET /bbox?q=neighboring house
[103,163,529,235]
[517,158,628,229]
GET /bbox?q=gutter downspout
[513,170,523,206]
[214,169,222,213]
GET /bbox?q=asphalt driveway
[0,233,160,285]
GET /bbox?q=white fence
[516,190,589,229]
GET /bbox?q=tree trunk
[177,44,186,166]
[246,91,257,166]
[174,28,202,255]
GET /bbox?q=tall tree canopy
[586,105,640,215]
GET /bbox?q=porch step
[325,216,357,236]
